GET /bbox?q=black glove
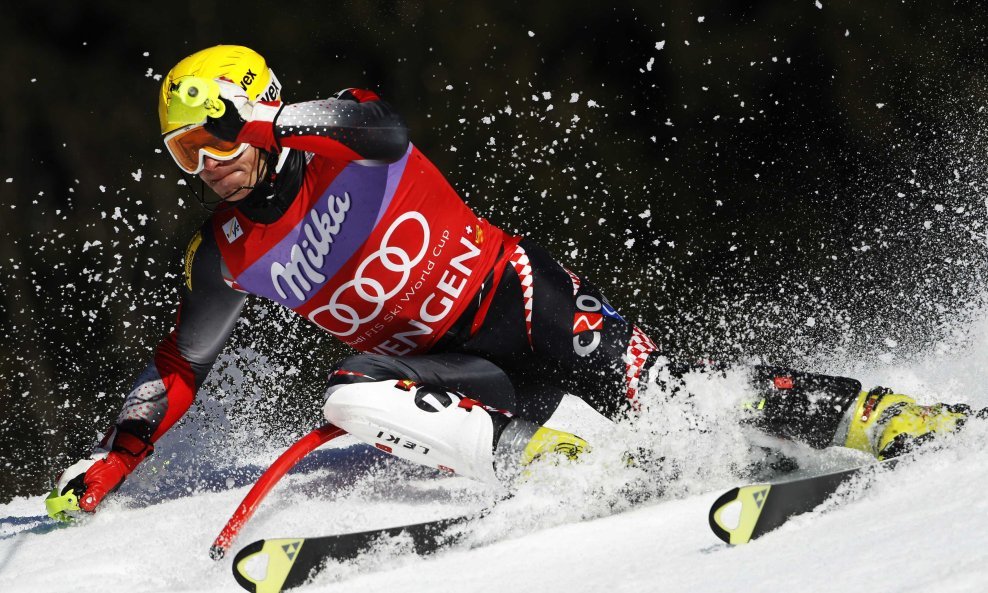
[202,80,251,142]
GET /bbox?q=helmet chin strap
[191,148,271,212]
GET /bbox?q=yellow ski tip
[232,538,304,593]
[709,484,772,545]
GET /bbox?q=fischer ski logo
[222,216,244,243]
[281,540,302,561]
[752,487,769,509]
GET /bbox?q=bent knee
[326,354,406,390]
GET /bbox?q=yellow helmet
[158,45,282,135]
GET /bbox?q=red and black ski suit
[111,88,660,450]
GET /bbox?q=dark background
[3,1,988,503]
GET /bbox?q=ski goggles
[163,124,249,175]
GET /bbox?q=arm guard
[236,88,409,163]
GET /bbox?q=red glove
[55,430,153,512]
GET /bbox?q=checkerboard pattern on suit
[563,266,582,297]
[508,244,535,348]
[624,325,658,400]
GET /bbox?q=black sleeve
[111,224,247,443]
[174,224,248,378]
[273,88,410,163]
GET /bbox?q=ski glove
[51,430,153,516]
[204,78,283,152]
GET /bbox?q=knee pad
[323,380,498,483]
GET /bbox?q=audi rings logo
[308,212,430,336]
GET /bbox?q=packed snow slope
[4,314,988,593]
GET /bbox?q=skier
[48,45,981,517]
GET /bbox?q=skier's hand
[50,431,153,517]
[202,78,284,151]
[203,79,255,142]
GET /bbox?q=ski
[231,511,482,593]
[708,459,897,545]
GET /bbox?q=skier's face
[198,145,264,202]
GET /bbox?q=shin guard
[323,380,501,482]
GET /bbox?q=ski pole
[210,423,347,560]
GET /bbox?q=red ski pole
[209,423,347,560]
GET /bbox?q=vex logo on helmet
[239,69,257,90]
[259,72,282,102]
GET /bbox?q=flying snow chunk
[806,317,816,327]
[646,57,655,72]
[446,84,453,90]
[698,16,705,22]
[131,169,142,182]
[4,178,11,183]
[656,41,666,50]
[815,1,823,8]
[884,338,898,348]
[570,93,580,103]
[876,103,886,109]
[528,31,535,37]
